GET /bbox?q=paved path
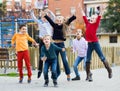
[0,66,120,91]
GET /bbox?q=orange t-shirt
[11,33,35,52]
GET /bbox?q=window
[109,36,117,43]
[14,1,21,11]
[26,0,31,2]
[55,8,61,16]
[70,7,76,15]
[6,0,12,5]
[14,0,20,1]
[15,2,21,6]
[6,1,12,5]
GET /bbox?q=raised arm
[78,3,89,24]
[44,14,56,28]
[30,9,39,23]
[96,6,102,23]
[78,1,86,16]
[65,15,76,25]
[45,9,56,21]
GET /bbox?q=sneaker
[72,76,80,81]
[19,78,23,83]
[67,75,71,81]
[53,80,58,87]
[44,80,49,87]
[28,77,31,83]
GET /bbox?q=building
[1,0,120,47]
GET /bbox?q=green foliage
[0,1,7,18]
[101,0,120,33]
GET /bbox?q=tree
[0,1,7,18]
[101,0,120,33]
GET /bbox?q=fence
[0,46,120,71]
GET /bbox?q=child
[71,29,88,81]
[30,8,55,78]
[43,10,76,81]
[41,35,65,87]
[79,3,112,82]
[11,24,38,83]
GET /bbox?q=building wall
[98,35,120,47]
[3,0,84,22]
[48,0,84,23]
[64,34,120,47]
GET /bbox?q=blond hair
[42,35,54,42]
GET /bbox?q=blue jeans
[73,56,86,77]
[86,42,106,63]
[43,59,57,80]
[54,42,70,77]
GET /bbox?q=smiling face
[55,16,64,25]
[90,15,98,24]
[43,35,51,45]
[19,25,27,34]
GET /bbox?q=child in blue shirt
[41,35,65,87]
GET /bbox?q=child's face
[43,36,51,45]
[20,26,27,34]
[76,29,82,39]
[90,15,98,24]
[55,16,64,25]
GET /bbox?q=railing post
[112,46,115,67]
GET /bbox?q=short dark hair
[19,24,26,29]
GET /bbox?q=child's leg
[73,56,83,77]
[51,59,57,80]
[86,43,94,82]
[94,42,112,78]
[56,50,61,78]
[17,52,24,79]
[54,42,70,80]
[72,56,84,81]
[44,61,50,86]
[38,39,44,78]
[83,57,87,70]
[23,50,32,79]
[51,59,57,86]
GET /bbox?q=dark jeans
[44,59,57,80]
[54,42,70,77]
[38,38,44,71]
[86,42,106,63]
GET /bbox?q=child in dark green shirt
[41,35,65,87]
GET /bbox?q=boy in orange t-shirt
[11,24,38,83]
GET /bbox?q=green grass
[0,73,27,77]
